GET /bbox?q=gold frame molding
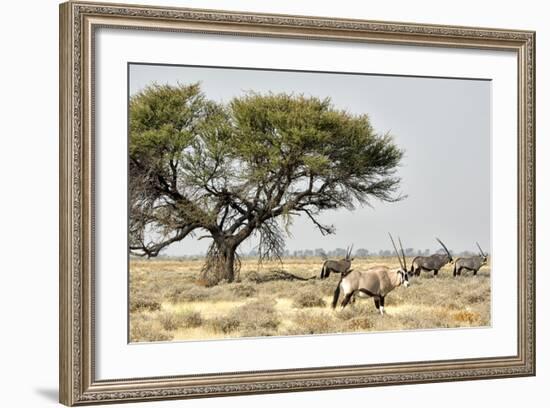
[59,1,536,405]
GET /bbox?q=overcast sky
[129,63,491,256]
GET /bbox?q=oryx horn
[388,233,404,270]
[476,242,486,257]
[398,237,407,270]
[436,237,452,258]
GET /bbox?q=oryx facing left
[331,234,410,315]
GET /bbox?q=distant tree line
[261,248,484,259]
[150,247,487,260]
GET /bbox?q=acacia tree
[130,83,404,284]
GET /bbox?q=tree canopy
[129,83,404,284]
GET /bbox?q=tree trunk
[200,237,239,285]
[220,244,236,283]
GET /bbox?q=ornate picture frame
[59,1,535,405]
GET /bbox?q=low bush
[232,298,281,335]
[167,285,217,303]
[129,291,161,312]
[345,317,373,331]
[208,315,241,334]
[209,299,281,337]
[130,314,173,342]
[285,311,340,335]
[158,310,204,331]
[335,303,371,321]
[292,291,326,308]
[229,283,258,298]
[181,310,203,328]
[452,310,480,324]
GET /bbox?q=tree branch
[300,208,335,235]
[129,224,199,257]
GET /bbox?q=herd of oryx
[325,236,489,315]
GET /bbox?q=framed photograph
[59,1,536,405]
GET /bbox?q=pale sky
[129,63,491,256]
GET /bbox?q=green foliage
[229,92,403,206]
[131,83,202,175]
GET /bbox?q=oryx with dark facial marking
[453,242,488,276]
[320,245,354,279]
[409,238,453,277]
[331,235,410,315]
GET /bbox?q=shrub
[244,271,262,283]
[158,310,204,331]
[167,282,258,303]
[465,286,490,304]
[346,317,373,331]
[181,310,203,328]
[314,278,340,297]
[209,299,281,337]
[336,304,371,321]
[292,291,326,308]
[208,315,241,334]
[286,311,340,335]
[232,298,281,335]
[129,291,161,312]
[453,310,480,324]
[130,314,173,342]
[167,285,216,303]
[230,283,258,298]
[158,311,181,331]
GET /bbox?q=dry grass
[292,290,327,308]
[158,309,203,331]
[129,257,491,342]
[130,313,173,342]
[284,311,339,335]
[210,298,281,337]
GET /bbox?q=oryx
[453,242,489,276]
[409,238,453,277]
[320,245,354,279]
[331,234,410,315]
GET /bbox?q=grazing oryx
[331,234,409,315]
[409,238,453,277]
[320,245,354,279]
[453,242,488,276]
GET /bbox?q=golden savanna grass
[129,257,491,342]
